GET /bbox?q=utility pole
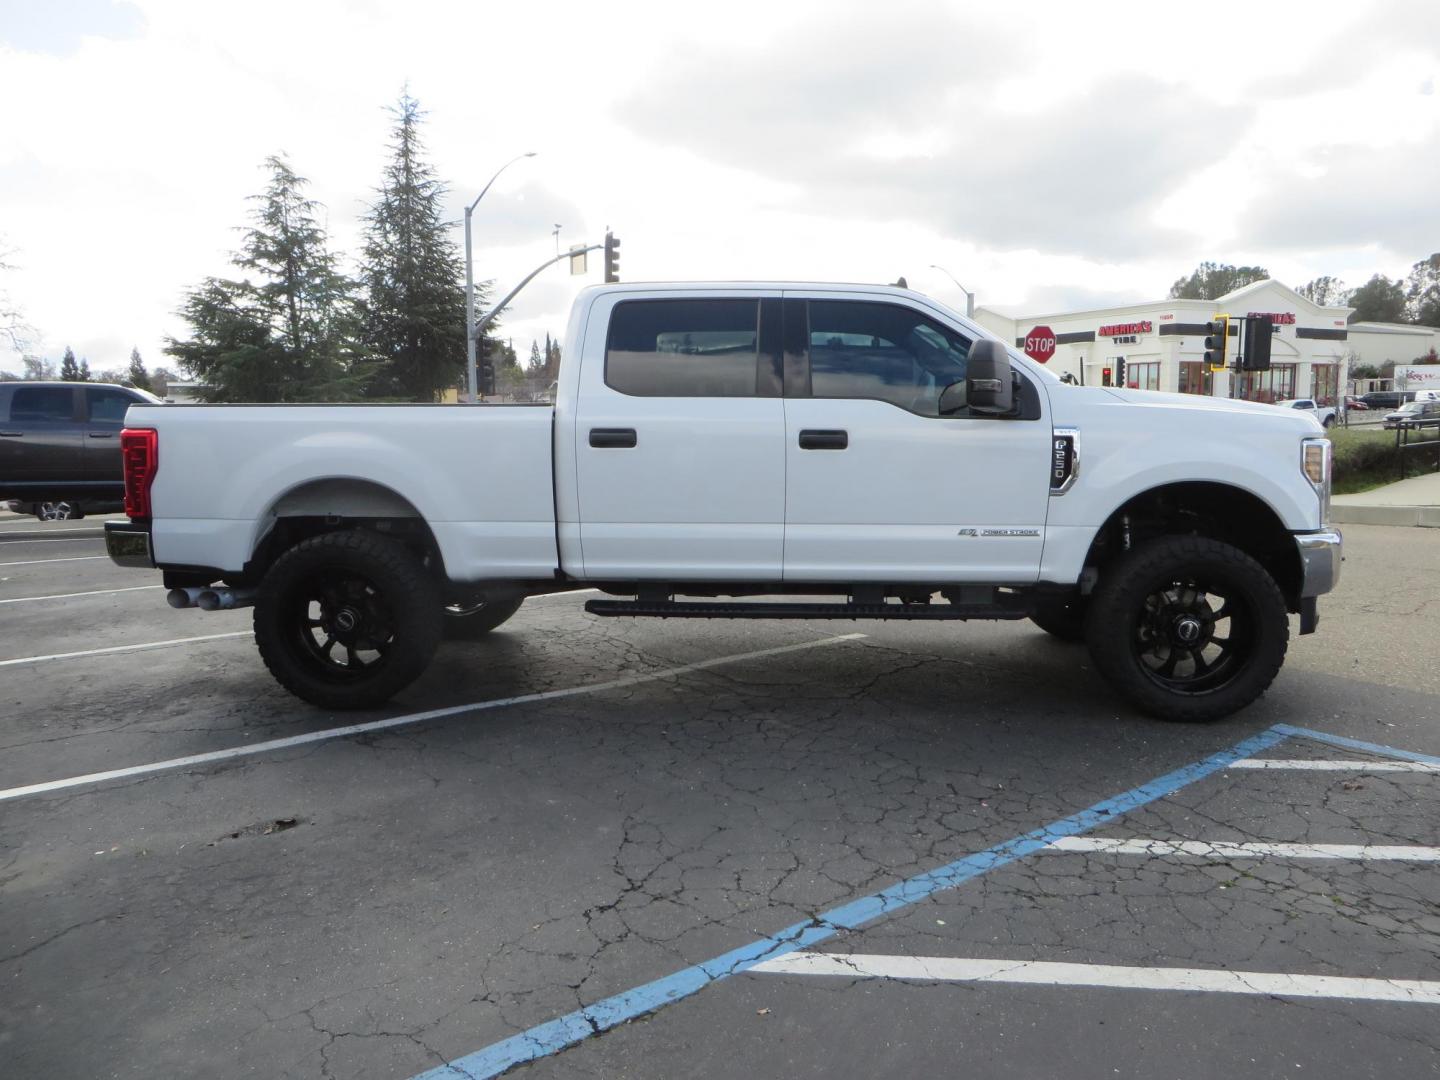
[464,152,537,401]
[930,264,975,319]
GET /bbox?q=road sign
[1024,325,1056,363]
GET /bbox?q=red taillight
[121,428,158,520]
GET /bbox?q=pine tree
[166,156,364,402]
[126,346,152,392]
[360,91,476,401]
[59,346,80,381]
[78,358,91,381]
[527,340,543,375]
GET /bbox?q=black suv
[1361,390,1415,410]
[0,381,163,520]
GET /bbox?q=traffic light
[1204,315,1230,371]
[477,343,496,396]
[1114,357,1127,388]
[1242,315,1273,371]
[1101,366,1113,386]
[603,230,621,284]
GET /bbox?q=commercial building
[976,279,1352,404]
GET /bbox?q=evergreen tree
[359,91,476,401]
[1298,276,1348,307]
[527,339,543,375]
[78,358,91,381]
[1168,262,1270,301]
[59,346,80,381]
[126,346,152,392]
[1346,274,1409,324]
[1406,253,1440,327]
[166,156,364,402]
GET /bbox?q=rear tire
[37,501,82,521]
[1029,594,1087,642]
[442,595,524,640]
[254,531,442,710]
[1084,535,1289,722]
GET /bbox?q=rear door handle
[589,427,638,449]
[798,429,848,450]
[0,431,21,437]
[88,431,117,439]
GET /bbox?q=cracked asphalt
[1,520,1438,1079]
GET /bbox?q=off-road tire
[442,595,525,640]
[254,531,442,710]
[1029,594,1087,642]
[1084,535,1289,722]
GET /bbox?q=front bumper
[105,519,154,568]
[1295,527,1342,635]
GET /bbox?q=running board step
[584,600,1028,621]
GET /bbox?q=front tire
[254,531,442,710]
[1084,535,1289,722]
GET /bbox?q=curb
[1331,503,1440,528]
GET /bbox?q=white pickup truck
[106,282,1341,722]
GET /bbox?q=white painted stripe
[749,953,1440,1004]
[0,522,98,531]
[1045,837,1440,861]
[0,555,109,567]
[0,632,865,802]
[0,585,162,605]
[0,630,250,668]
[1231,758,1440,774]
[0,536,103,545]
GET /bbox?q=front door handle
[798,429,848,450]
[589,427,638,449]
[88,431,117,439]
[0,431,22,437]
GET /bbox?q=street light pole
[465,152,536,401]
[930,264,975,319]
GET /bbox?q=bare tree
[0,241,34,354]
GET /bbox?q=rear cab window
[605,299,762,397]
[9,386,76,423]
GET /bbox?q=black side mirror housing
[967,339,1014,416]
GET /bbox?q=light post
[465,152,536,401]
[930,264,975,319]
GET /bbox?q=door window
[86,387,136,424]
[9,387,75,422]
[806,301,970,417]
[605,299,761,397]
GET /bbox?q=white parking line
[0,536,104,545]
[0,632,865,802]
[0,555,109,567]
[0,630,251,668]
[1231,758,1440,773]
[1045,837,1440,861]
[0,585,163,605]
[749,953,1440,1005]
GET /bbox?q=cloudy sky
[1,0,1437,375]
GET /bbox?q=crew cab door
[0,384,85,487]
[82,386,137,481]
[569,291,786,579]
[780,295,1051,582]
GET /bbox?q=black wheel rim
[285,569,395,681]
[1132,577,1253,696]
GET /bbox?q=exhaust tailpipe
[196,587,257,611]
[167,587,210,609]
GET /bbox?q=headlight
[1302,437,1331,522]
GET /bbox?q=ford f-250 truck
[105,282,1341,721]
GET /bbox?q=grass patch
[1328,425,1440,494]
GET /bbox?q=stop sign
[1024,325,1056,364]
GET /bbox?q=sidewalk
[1332,471,1440,527]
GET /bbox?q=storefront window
[1311,364,1338,406]
[1178,362,1210,395]
[1233,363,1296,403]
[1126,361,1160,390]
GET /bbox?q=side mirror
[938,381,967,416]
[967,339,1014,415]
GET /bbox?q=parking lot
[3,518,1439,1079]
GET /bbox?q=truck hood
[1062,385,1325,433]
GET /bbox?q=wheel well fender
[1082,481,1303,610]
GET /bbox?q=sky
[0,0,1437,376]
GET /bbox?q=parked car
[104,282,1340,723]
[1362,390,1414,410]
[1275,398,1336,428]
[1343,396,1369,411]
[0,382,164,519]
[1384,400,1440,429]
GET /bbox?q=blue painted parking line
[1273,724,1440,767]
[412,726,1299,1080]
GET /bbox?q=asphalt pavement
[2,519,1438,1079]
